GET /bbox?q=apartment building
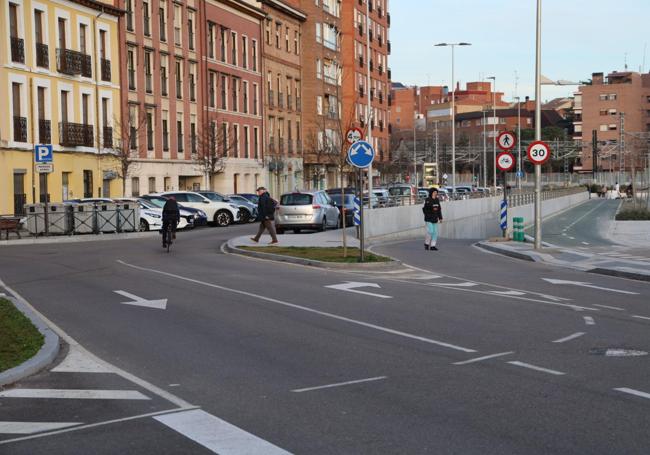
[390,83,445,132]
[0,0,122,215]
[120,0,204,196]
[574,70,650,173]
[258,0,306,197]
[341,0,391,182]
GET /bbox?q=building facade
[1,0,122,215]
[258,0,305,197]
[574,71,650,174]
[390,83,445,132]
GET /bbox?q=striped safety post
[353,197,361,226]
[500,199,508,234]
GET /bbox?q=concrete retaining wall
[365,192,590,244]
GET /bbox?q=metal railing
[11,37,25,63]
[101,58,111,82]
[39,119,51,143]
[36,42,49,68]
[13,116,27,142]
[59,122,93,147]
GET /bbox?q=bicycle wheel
[166,227,172,253]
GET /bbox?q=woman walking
[422,188,443,251]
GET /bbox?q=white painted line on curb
[154,409,291,455]
[593,304,625,311]
[453,352,514,365]
[291,376,387,393]
[614,388,650,400]
[552,332,586,343]
[0,421,82,434]
[507,361,566,376]
[0,389,150,400]
[632,315,650,321]
[118,260,477,353]
[583,316,596,326]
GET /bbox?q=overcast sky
[389,0,648,102]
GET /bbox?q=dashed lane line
[291,376,387,393]
[507,361,566,376]
[453,352,514,365]
[552,332,586,343]
[593,304,625,311]
[0,422,82,435]
[614,388,650,400]
[632,315,650,321]
[583,316,596,326]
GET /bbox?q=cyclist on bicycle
[161,196,180,248]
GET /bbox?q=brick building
[390,83,445,131]
[258,0,306,197]
[573,70,650,173]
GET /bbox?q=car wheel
[318,217,326,232]
[139,219,149,231]
[239,208,250,224]
[293,228,301,234]
[214,210,233,227]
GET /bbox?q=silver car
[275,191,340,234]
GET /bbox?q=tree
[194,120,236,191]
[110,109,146,195]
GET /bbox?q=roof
[391,82,407,89]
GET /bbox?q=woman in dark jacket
[422,188,443,250]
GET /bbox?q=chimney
[592,72,604,85]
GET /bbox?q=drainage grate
[590,347,648,357]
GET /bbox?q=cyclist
[161,196,180,248]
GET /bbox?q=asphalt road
[1,223,650,454]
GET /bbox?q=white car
[135,199,188,232]
[160,191,240,227]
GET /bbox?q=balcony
[11,37,25,64]
[101,58,111,82]
[59,122,93,147]
[13,116,27,142]
[103,126,113,148]
[57,48,91,77]
[39,119,51,143]
[36,43,49,68]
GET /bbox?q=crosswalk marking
[52,347,114,374]
[0,389,150,400]
[0,421,82,434]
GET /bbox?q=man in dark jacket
[161,196,181,248]
[251,187,279,244]
[422,187,443,251]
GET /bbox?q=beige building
[258,0,306,197]
[574,71,650,173]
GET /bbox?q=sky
[389,0,649,102]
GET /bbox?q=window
[145,51,153,93]
[253,83,259,115]
[316,59,322,79]
[242,81,249,114]
[81,93,90,125]
[316,96,323,115]
[131,177,140,197]
[12,82,26,142]
[159,2,166,41]
[37,86,48,142]
[209,72,216,108]
[233,124,239,157]
[243,126,249,158]
[162,111,169,151]
[128,105,137,149]
[146,110,154,150]
[220,27,226,62]
[160,54,168,96]
[175,60,182,99]
[608,93,617,101]
[265,20,271,45]
[231,31,237,65]
[316,22,322,43]
[251,40,257,71]
[177,119,184,151]
[58,17,66,49]
[208,22,215,59]
[189,63,196,101]
[143,2,150,36]
[148,177,156,193]
[294,30,299,55]
[241,36,248,69]
[190,118,196,154]
[188,11,195,50]
[127,48,136,90]
[285,26,289,52]
[79,23,87,54]
[599,124,608,132]
[275,23,280,48]
[126,0,134,31]
[174,5,182,46]
[253,127,259,159]
[84,170,93,198]
[220,75,227,109]
[232,77,238,112]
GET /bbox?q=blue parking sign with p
[35,145,53,163]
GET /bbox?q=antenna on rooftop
[642,43,647,73]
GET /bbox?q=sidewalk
[230,227,360,249]
[478,240,650,282]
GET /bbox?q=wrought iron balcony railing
[13,116,27,142]
[11,37,25,63]
[39,119,51,143]
[36,43,49,68]
[101,58,111,82]
[59,122,93,147]
[57,48,91,77]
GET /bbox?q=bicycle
[164,223,174,253]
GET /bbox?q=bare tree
[194,120,237,191]
[110,110,146,195]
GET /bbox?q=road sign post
[347,141,376,262]
[496,152,515,238]
[34,145,53,235]
[497,132,517,152]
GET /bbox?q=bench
[0,217,22,240]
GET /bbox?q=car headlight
[198,210,207,217]
[145,212,162,219]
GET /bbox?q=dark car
[237,193,259,205]
[331,193,356,227]
[140,194,208,227]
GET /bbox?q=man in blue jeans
[422,188,443,251]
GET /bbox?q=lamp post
[482,107,487,188]
[435,42,471,193]
[515,96,522,189]
[487,76,497,190]
[534,0,542,249]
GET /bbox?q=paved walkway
[230,226,360,248]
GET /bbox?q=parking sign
[34,145,53,163]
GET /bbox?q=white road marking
[568,236,575,240]
[584,316,596,326]
[562,200,607,231]
[542,278,640,295]
[118,261,477,353]
[0,421,82,434]
[489,290,526,296]
[581,242,590,245]
[453,352,514,365]
[324,282,392,299]
[507,361,566,376]
[606,349,647,357]
[154,409,291,455]
[552,332,586,343]
[291,376,387,393]
[114,290,167,310]
[435,282,478,287]
[52,347,113,373]
[614,388,650,400]
[594,304,625,311]
[632,315,650,321]
[0,389,150,400]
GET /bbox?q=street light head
[487,76,496,80]
[434,43,448,47]
[459,42,472,46]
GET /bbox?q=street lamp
[534,0,542,249]
[487,76,497,191]
[514,96,522,189]
[435,42,471,193]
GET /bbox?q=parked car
[387,184,418,204]
[226,194,259,223]
[275,191,340,234]
[140,194,208,227]
[237,193,260,205]
[64,198,115,204]
[373,188,394,207]
[137,198,190,231]
[331,193,356,227]
[160,191,240,227]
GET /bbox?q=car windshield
[146,198,166,208]
[228,196,247,203]
[138,199,157,209]
[281,194,313,206]
[389,187,410,196]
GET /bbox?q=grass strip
[240,246,391,263]
[0,298,44,372]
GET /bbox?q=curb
[474,241,535,262]
[0,293,60,387]
[588,267,650,282]
[0,231,157,247]
[224,242,403,270]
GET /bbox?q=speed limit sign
[527,141,551,165]
[496,152,515,172]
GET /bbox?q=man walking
[251,187,279,244]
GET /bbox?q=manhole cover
[589,348,648,357]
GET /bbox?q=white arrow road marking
[114,290,168,309]
[291,376,387,393]
[542,278,640,295]
[325,282,392,299]
[0,422,82,435]
[553,332,586,343]
[154,409,292,455]
[0,389,150,400]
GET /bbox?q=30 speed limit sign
[527,140,551,165]
[496,152,515,172]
